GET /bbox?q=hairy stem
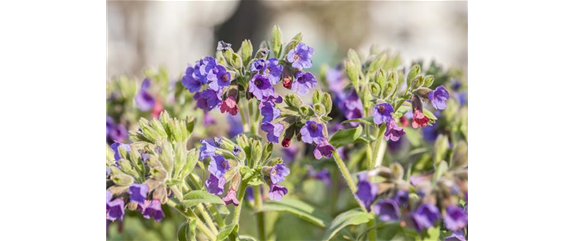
[254,186,266,240]
[367,219,377,241]
[166,200,216,241]
[331,150,368,213]
[373,124,387,167]
[197,204,218,234]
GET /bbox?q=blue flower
[135,78,155,111]
[444,205,468,231]
[292,72,317,95]
[142,199,165,222]
[410,203,440,232]
[268,183,288,201]
[208,65,231,91]
[373,102,394,125]
[313,138,335,160]
[261,122,284,143]
[106,197,125,221]
[199,139,217,161]
[373,199,400,222]
[205,174,226,195]
[428,86,450,110]
[384,119,405,142]
[207,155,229,178]
[249,74,275,101]
[260,101,281,123]
[262,58,283,84]
[194,89,222,111]
[250,58,266,72]
[129,183,149,205]
[300,121,325,144]
[111,142,130,162]
[355,173,378,211]
[270,164,290,184]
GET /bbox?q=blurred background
[107,0,467,80]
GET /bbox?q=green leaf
[432,160,448,185]
[181,190,224,207]
[271,25,283,58]
[238,235,257,241]
[257,198,329,228]
[217,224,237,241]
[239,40,253,67]
[341,116,375,126]
[329,125,363,147]
[322,209,374,240]
[177,219,197,241]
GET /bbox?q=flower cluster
[355,163,468,235]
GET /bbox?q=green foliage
[258,198,330,228]
[181,190,224,208]
[329,125,363,147]
[323,209,374,240]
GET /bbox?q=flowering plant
[106,26,468,241]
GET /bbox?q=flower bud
[345,59,360,89]
[313,103,326,117]
[369,82,381,97]
[407,64,421,83]
[322,93,333,114]
[153,184,168,204]
[390,162,404,181]
[414,87,432,99]
[255,48,270,59]
[271,25,283,58]
[312,89,323,105]
[284,94,302,108]
[423,75,435,87]
[411,76,425,89]
[239,39,253,67]
[283,76,292,89]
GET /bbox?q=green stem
[230,181,249,231]
[331,150,368,213]
[365,123,374,171]
[166,200,216,241]
[254,186,266,241]
[197,204,218,234]
[373,124,387,167]
[367,219,377,241]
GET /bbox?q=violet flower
[268,183,288,201]
[410,203,440,232]
[129,183,149,205]
[292,71,317,95]
[260,101,280,123]
[445,230,466,241]
[262,58,283,85]
[313,138,335,160]
[194,89,222,111]
[208,155,230,178]
[270,163,290,184]
[444,205,468,231]
[109,124,128,142]
[205,174,226,195]
[142,199,165,222]
[208,65,231,91]
[287,42,314,69]
[261,122,284,143]
[248,74,275,101]
[106,197,125,221]
[199,139,217,161]
[217,41,231,51]
[355,173,378,211]
[373,102,394,125]
[135,78,156,111]
[373,199,400,222]
[428,86,450,110]
[111,142,130,162]
[384,119,406,142]
[250,58,266,73]
[300,121,325,144]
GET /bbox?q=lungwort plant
[106,26,468,241]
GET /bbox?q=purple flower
[194,89,222,111]
[355,173,378,211]
[422,124,439,142]
[182,57,217,93]
[260,101,281,123]
[199,139,217,161]
[262,58,283,84]
[142,199,165,222]
[136,78,156,111]
[451,80,462,91]
[410,203,440,232]
[287,42,314,69]
[384,119,406,142]
[340,90,364,123]
[111,142,130,162]
[282,145,298,164]
[106,116,114,136]
[270,164,290,184]
[394,190,409,207]
[233,146,241,156]
[268,183,288,201]
[248,74,275,101]
[129,183,149,205]
[106,197,125,221]
[208,155,229,178]
[208,65,231,91]
[204,112,216,126]
[106,190,113,214]
[445,230,466,241]
[250,59,266,72]
[300,121,325,144]
[182,74,203,93]
[205,174,226,195]
[428,86,450,110]
[444,205,468,231]
[217,41,231,51]
[373,199,400,222]
[261,92,283,104]
[456,92,467,106]
[326,66,345,94]
[261,122,284,143]
[313,138,335,160]
[228,115,243,138]
[308,166,331,185]
[222,188,239,206]
[292,71,317,95]
[373,102,394,125]
[109,124,128,142]
[245,187,254,201]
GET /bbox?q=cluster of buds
[106,112,198,222]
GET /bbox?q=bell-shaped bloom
[292,71,317,95]
[412,109,429,129]
[444,205,468,231]
[182,57,217,93]
[248,74,275,101]
[205,174,226,195]
[208,65,231,91]
[300,121,325,144]
[373,199,400,222]
[268,183,288,201]
[220,96,238,116]
[208,155,229,178]
[129,183,149,205]
[394,190,409,207]
[410,203,440,232]
[106,197,125,221]
[445,230,466,241]
[260,101,280,123]
[245,187,254,202]
[270,163,290,184]
[341,90,364,123]
[384,119,406,142]
[194,89,222,111]
[136,78,156,111]
[261,122,284,143]
[373,102,394,125]
[313,138,335,160]
[355,173,378,211]
[222,188,239,206]
[142,199,165,222]
[250,58,266,72]
[428,86,450,110]
[262,58,283,84]
[287,42,314,69]
[199,139,217,161]
[109,124,128,142]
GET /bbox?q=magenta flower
[412,109,429,129]
[313,138,335,160]
[220,96,238,116]
[384,119,406,141]
[222,188,239,206]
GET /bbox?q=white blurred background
[107,0,467,79]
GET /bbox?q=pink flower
[220,96,238,116]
